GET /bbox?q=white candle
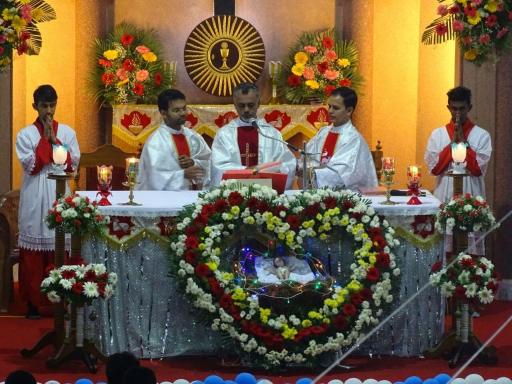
[125,157,139,175]
[52,145,67,165]
[452,143,467,163]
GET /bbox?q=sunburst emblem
[184,16,266,97]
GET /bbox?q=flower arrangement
[41,263,117,305]
[45,193,109,235]
[0,0,56,71]
[92,22,172,106]
[430,252,498,305]
[422,0,512,65]
[279,29,362,104]
[435,193,497,233]
[169,181,400,367]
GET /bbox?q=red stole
[446,119,475,141]
[237,126,259,167]
[171,133,191,157]
[320,131,340,164]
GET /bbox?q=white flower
[477,288,494,304]
[83,282,99,298]
[465,283,478,298]
[59,279,73,290]
[463,204,473,212]
[47,291,61,303]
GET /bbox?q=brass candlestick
[380,169,397,205]
[121,170,141,206]
[268,61,281,105]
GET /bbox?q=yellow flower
[456,0,467,5]
[467,13,481,25]
[221,272,234,281]
[245,216,255,225]
[230,206,240,215]
[464,49,477,61]
[259,307,271,323]
[369,254,377,265]
[337,58,350,68]
[206,261,218,271]
[142,51,157,62]
[267,223,275,231]
[104,50,119,60]
[11,15,27,32]
[282,325,298,339]
[335,294,345,304]
[214,247,221,256]
[198,243,206,250]
[340,216,349,226]
[319,233,327,241]
[18,0,31,4]
[204,226,211,234]
[294,52,309,65]
[116,78,129,87]
[301,319,312,327]
[308,310,323,320]
[291,63,305,76]
[278,233,285,240]
[324,298,338,308]
[305,80,320,90]
[484,0,499,13]
[232,287,246,301]
[2,8,14,21]
[347,280,362,292]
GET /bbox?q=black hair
[330,87,358,110]
[447,86,472,105]
[157,89,186,112]
[5,370,36,384]
[233,82,259,97]
[123,366,157,384]
[105,351,140,384]
[33,85,58,104]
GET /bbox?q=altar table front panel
[81,191,444,359]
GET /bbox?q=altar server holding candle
[424,86,492,202]
[15,84,80,318]
[137,89,211,191]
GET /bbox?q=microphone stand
[251,119,336,191]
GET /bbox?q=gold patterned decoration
[184,15,265,96]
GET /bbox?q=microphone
[250,119,300,152]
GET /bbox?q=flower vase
[456,302,471,343]
[75,304,85,347]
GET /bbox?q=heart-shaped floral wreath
[169,181,401,367]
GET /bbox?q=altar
[79,190,444,360]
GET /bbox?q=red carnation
[120,33,134,47]
[310,325,327,335]
[322,36,334,49]
[220,294,234,309]
[342,200,354,210]
[343,303,357,317]
[351,292,364,306]
[339,78,352,87]
[366,266,380,281]
[333,315,349,330]
[258,201,271,213]
[45,264,56,275]
[287,74,301,87]
[200,203,215,217]
[185,225,199,236]
[323,196,337,209]
[376,252,390,268]
[460,257,476,267]
[304,202,320,217]
[123,59,136,72]
[55,214,63,223]
[485,14,497,28]
[431,260,443,273]
[324,84,336,96]
[184,250,197,265]
[228,191,244,206]
[99,58,112,68]
[361,287,373,300]
[61,270,76,279]
[247,197,260,211]
[435,23,448,36]
[97,281,106,296]
[133,82,145,96]
[154,72,163,86]
[195,263,212,277]
[449,4,460,14]
[479,34,491,45]
[214,199,229,212]
[317,61,329,74]
[208,277,224,297]
[487,281,498,293]
[84,270,97,282]
[72,282,84,295]
[286,215,301,230]
[454,285,466,299]
[185,235,199,249]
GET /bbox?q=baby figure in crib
[255,256,315,284]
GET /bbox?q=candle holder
[380,157,397,205]
[406,165,422,205]
[451,142,467,174]
[268,61,282,105]
[51,144,68,175]
[96,165,113,206]
[121,158,141,206]
[165,60,178,88]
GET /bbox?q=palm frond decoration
[421,14,456,45]
[278,29,363,104]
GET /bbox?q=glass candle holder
[380,157,397,205]
[96,165,113,206]
[406,165,422,205]
[51,144,68,175]
[451,142,467,174]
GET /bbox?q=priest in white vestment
[211,83,296,189]
[424,86,492,202]
[16,85,80,317]
[137,89,211,191]
[305,87,377,190]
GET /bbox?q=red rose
[123,59,136,72]
[228,191,244,206]
[220,294,234,309]
[71,282,84,295]
[214,199,229,212]
[195,263,211,277]
[323,196,337,209]
[287,74,301,87]
[154,72,162,86]
[200,203,215,217]
[376,252,390,268]
[449,5,460,14]
[208,277,224,296]
[333,315,349,330]
[185,235,199,249]
[317,61,329,74]
[339,78,352,87]
[366,266,380,281]
[343,303,357,317]
[351,292,364,306]
[184,250,197,265]
[324,85,336,96]
[479,34,491,44]
[55,214,63,223]
[185,225,199,236]
[431,261,443,273]
[133,82,145,96]
[99,58,112,68]
[322,36,334,49]
[286,215,300,230]
[120,33,134,47]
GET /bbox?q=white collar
[330,120,352,133]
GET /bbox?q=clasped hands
[179,155,205,181]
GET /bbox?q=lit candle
[408,165,420,181]
[382,157,395,171]
[451,143,467,163]
[52,145,67,165]
[125,157,139,175]
[97,165,112,184]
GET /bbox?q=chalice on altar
[406,165,422,205]
[51,144,68,175]
[380,157,397,205]
[121,157,141,206]
[96,165,113,206]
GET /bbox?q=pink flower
[485,15,497,28]
[478,34,490,44]
[0,35,5,44]
[116,68,128,81]
[20,5,32,22]
[324,49,337,61]
[135,69,149,82]
[437,4,448,16]
[463,36,473,45]
[497,27,509,39]
[136,45,151,54]
[302,66,315,80]
[453,19,465,32]
[324,69,339,81]
[435,23,448,36]
[303,45,317,54]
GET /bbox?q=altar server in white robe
[16,85,80,318]
[304,87,377,190]
[137,89,211,191]
[211,83,296,189]
[424,86,492,202]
